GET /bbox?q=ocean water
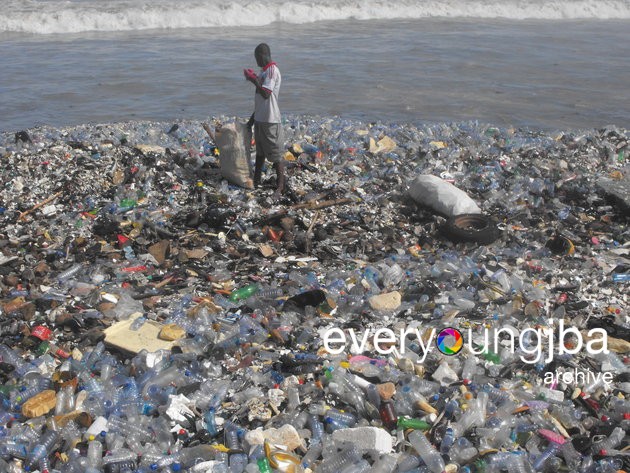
[1,0,629,132]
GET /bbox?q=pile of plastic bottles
[0,116,627,472]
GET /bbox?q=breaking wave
[2,0,629,35]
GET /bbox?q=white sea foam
[1,0,629,35]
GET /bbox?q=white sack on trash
[214,121,254,189]
[407,174,481,217]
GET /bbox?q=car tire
[441,214,501,245]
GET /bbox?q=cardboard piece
[103,313,178,355]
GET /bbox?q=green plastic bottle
[229,284,259,302]
[397,416,431,431]
[257,458,272,473]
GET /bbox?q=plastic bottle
[86,440,103,469]
[225,422,247,473]
[0,442,28,459]
[319,446,362,473]
[380,400,398,430]
[106,416,152,442]
[0,344,28,375]
[371,453,398,473]
[10,384,46,409]
[396,385,434,416]
[324,416,351,433]
[203,408,219,437]
[397,417,431,431]
[213,293,239,309]
[396,453,421,472]
[591,426,625,454]
[152,445,217,470]
[238,316,269,344]
[532,443,560,471]
[364,382,382,409]
[344,459,372,473]
[57,263,83,282]
[257,457,273,473]
[362,266,382,294]
[559,441,582,469]
[102,448,137,464]
[229,284,259,302]
[407,431,445,473]
[83,341,106,370]
[460,355,477,383]
[301,441,323,470]
[257,287,283,299]
[440,427,455,455]
[324,407,357,426]
[24,429,60,471]
[130,316,147,331]
[383,263,404,288]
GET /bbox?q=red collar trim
[262,62,277,71]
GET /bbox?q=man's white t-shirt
[254,63,281,124]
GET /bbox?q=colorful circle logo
[436,327,464,355]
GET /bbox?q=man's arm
[244,69,272,99]
[251,78,272,99]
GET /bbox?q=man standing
[244,43,286,197]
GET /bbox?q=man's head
[255,43,272,67]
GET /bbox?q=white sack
[214,121,254,189]
[407,174,481,217]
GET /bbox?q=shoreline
[3,114,629,144]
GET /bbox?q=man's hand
[243,68,258,83]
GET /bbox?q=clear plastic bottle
[0,344,29,376]
[24,429,60,471]
[57,263,83,283]
[106,416,152,442]
[129,316,147,331]
[407,430,446,473]
[86,440,103,469]
[238,316,268,344]
[102,448,137,465]
[591,427,625,454]
[10,384,46,409]
[396,453,421,472]
[383,263,404,288]
[531,443,559,471]
[225,422,247,473]
[324,408,357,427]
[447,437,477,465]
[257,287,283,299]
[301,441,323,470]
[440,427,455,455]
[152,445,217,470]
[0,442,28,459]
[344,459,371,473]
[319,446,362,473]
[560,441,582,469]
[371,453,398,473]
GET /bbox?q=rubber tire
[441,213,501,245]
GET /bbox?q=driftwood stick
[262,197,353,222]
[18,191,63,222]
[290,197,353,211]
[305,211,321,255]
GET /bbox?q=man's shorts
[254,122,284,164]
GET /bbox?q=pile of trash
[0,116,628,473]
